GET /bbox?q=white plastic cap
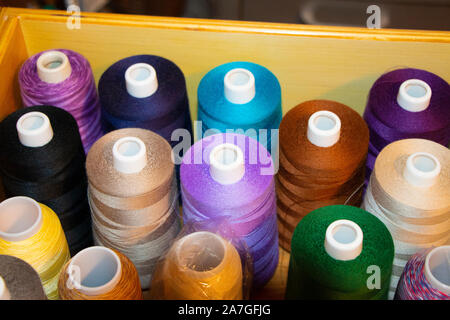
[112,136,147,174]
[0,197,43,242]
[307,110,341,148]
[67,246,122,296]
[224,68,256,104]
[125,63,158,98]
[397,79,432,112]
[0,276,11,300]
[424,246,450,295]
[16,111,54,147]
[403,152,441,188]
[324,219,363,261]
[209,143,245,185]
[36,50,72,84]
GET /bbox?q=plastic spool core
[209,143,245,185]
[307,110,341,147]
[403,152,441,188]
[325,219,363,261]
[16,112,54,147]
[0,276,11,300]
[0,197,43,242]
[224,68,256,104]
[67,246,122,296]
[176,232,226,275]
[125,63,158,98]
[397,79,432,112]
[36,50,72,84]
[112,136,147,174]
[424,246,450,295]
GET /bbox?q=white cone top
[424,246,450,295]
[67,246,122,296]
[175,231,227,278]
[209,143,245,185]
[307,110,341,148]
[224,68,256,104]
[16,111,54,147]
[403,152,441,188]
[0,276,11,300]
[325,219,363,261]
[0,197,43,242]
[125,63,158,98]
[397,79,432,112]
[112,136,147,174]
[36,50,72,84]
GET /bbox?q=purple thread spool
[180,133,279,288]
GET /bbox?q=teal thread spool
[286,205,394,300]
[197,62,282,153]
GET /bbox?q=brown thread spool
[58,246,143,300]
[277,100,369,251]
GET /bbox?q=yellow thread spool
[0,196,70,300]
[151,231,243,300]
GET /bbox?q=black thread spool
[0,105,92,255]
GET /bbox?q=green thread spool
[286,205,394,300]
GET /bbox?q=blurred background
[1,0,449,30]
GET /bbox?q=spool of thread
[150,231,243,300]
[181,133,279,288]
[286,205,394,300]
[86,128,181,289]
[98,55,193,149]
[395,246,450,300]
[362,138,450,299]
[363,68,450,183]
[19,49,103,153]
[277,100,369,251]
[58,246,143,300]
[0,106,92,255]
[197,62,282,153]
[0,196,70,300]
[0,255,47,300]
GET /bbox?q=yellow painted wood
[0,8,449,299]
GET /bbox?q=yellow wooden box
[0,7,449,299]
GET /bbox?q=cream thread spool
[0,276,11,300]
[324,219,363,261]
[209,143,245,185]
[403,152,441,188]
[307,110,341,148]
[0,197,43,242]
[224,68,256,104]
[16,111,54,148]
[397,79,432,113]
[424,246,450,295]
[125,63,158,98]
[67,246,122,296]
[36,50,72,84]
[112,136,147,174]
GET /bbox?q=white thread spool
[397,79,432,113]
[125,63,158,98]
[424,246,450,295]
[16,112,54,147]
[67,246,122,296]
[307,110,341,148]
[176,231,227,278]
[0,276,11,300]
[224,68,256,104]
[36,50,72,84]
[403,152,441,188]
[0,197,43,242]
[324,219,363,261]
[209,143,245,185]
[112,136,147,174]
